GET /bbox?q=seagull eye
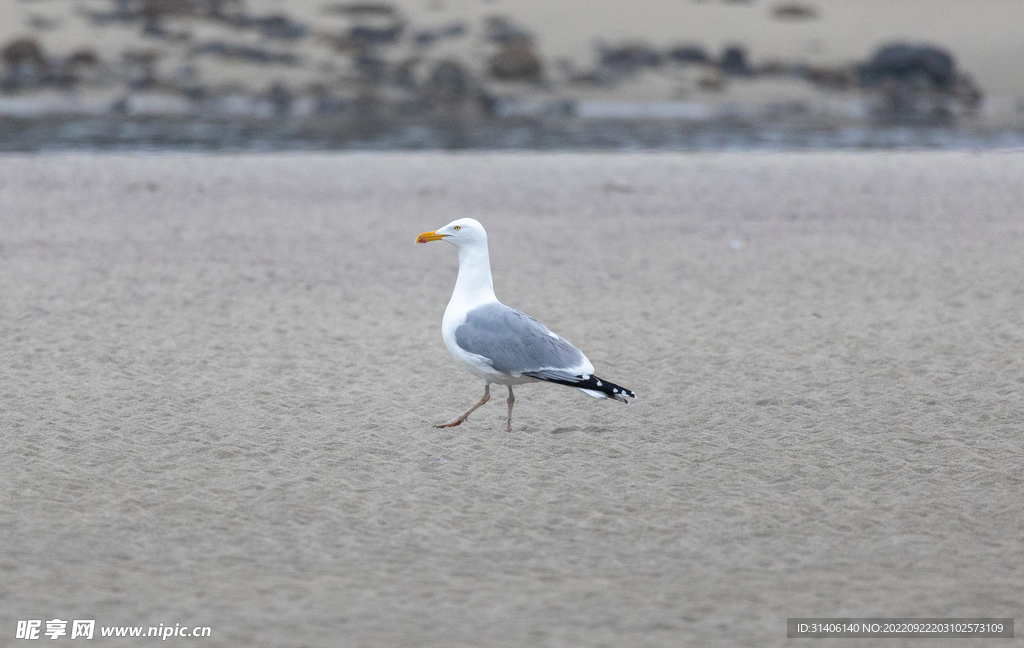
[453,226,461,231]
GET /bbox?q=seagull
[416,218,636,432]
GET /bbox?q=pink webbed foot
[435,384,490,429]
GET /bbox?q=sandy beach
[1,152,1022,646]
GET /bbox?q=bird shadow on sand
[549,425,608,436]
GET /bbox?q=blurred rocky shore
[1,0,1022,150]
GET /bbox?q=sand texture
[1,152,1022,647]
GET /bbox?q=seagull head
[416,218,487,247]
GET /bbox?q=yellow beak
[416,230,447,244]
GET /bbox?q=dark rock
[488,43,543,82]
[772,3,818,20]
[484,15,532,46]
[598,42,662,70]
[67,49,100,67]
[392,58,420,90]
[428,59,470,100]
[719,46,751,76]
[267,83,292,117]
[324,3,400,17]
[857,43,966,121]
[666,44,708,64]
[2,38,47,72]
[860,43,956,91]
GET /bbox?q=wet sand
[1,152,1022,646]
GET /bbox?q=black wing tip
[586,375,637,402]
[604,384,637,404]
[529,372,636,402]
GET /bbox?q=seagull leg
[505,386,515,433]
[435,383,490,428]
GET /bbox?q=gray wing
[454,302,588,375]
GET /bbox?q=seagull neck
[453,242,497,306]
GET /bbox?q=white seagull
[416,218,636,432]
